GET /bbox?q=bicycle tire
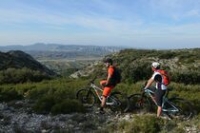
[166,97,194,120]
[76,88,96,108]
[107,91,130,113]
[128,94,155,113]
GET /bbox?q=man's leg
[157,106,162,117]
[99,86,113,113]
[100,80,107,88]
[155,89,166,117]
[100,95,106,112]
[155,89,162,117]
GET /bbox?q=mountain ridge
[0,43,124,52]
[0,43,125,60]
[0,50,57,84]
[0,50,55,74]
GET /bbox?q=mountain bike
[128,87,194,120]
[76,77,130,113]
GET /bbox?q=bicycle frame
[76,77,130,113]
[90,83,117,106]
[162,97,179,113]
[90,83,103,101]
[143,88,179,114]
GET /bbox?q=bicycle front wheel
[107,91,130,113]
[128,94,155,113]
[76,88,96,108]
[167,97,194,120]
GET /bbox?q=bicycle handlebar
[143,88,155,93]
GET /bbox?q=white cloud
[0,0,200,48]
[185,9,200,17]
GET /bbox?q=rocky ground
[0,100,199,133]
[0,100,132,133]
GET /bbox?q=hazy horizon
[1,43,200,51]
[0,0,200,49]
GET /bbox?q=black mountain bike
[76,77,130,113]
[128,87,194,120]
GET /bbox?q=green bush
[51,99,85,115]
[105,115,192,133]
[105,115,165,133]
[33,95,85,115]
[131,115,162,133]
[158,52,177,59]
[0,87,23,102]
[33,95,56,114]
[0,67,53,84]
[172,71,200,85]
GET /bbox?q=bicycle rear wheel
[76,88,96,108]
[167,97,194,120]
[128,94,155,113]
[107,91,130,113]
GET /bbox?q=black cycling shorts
[155,89,166,106]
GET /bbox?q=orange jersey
[108,65,115,76]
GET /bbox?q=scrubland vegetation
[0,77,199,114]
[0,77,199,132]
[0,48,200,132]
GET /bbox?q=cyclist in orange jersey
[99,58,116,114]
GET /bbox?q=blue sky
[0,0,200,49]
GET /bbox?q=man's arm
[106,73,112,86]
[106,67,114,86]
[144,77,154,90]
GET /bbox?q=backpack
[112,67,122,85]
[156,69,170,86]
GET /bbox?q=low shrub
[130,115,162,133]
[0,88,23,102]
[105,115,192,133]
[51,99,85,115]
[33,94,85,115]
[33,95,56,114]
[105,115,164,133]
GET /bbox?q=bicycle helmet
[152,62,160,69]
[103,58,113,64]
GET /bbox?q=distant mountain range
[0,43,125,59]
[0,43,123,51]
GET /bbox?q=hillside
[0,50,57,84]
[82,48,200,84]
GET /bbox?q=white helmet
[152,62,160,69]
